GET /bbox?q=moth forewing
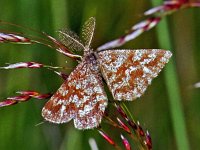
[97,49,172,101]
[42,53,108,129]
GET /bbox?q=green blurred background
[0,0,200,150]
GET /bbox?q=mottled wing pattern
[42,54,108,129]
[81,17,95,49]
[97,49,172,101]
[42,79,76,124]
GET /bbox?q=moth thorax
[84,53,99,72]
[84,48,93,55]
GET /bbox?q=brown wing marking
[97,49,172,101]
[42,54,108,129]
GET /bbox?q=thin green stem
[121,103,135,121]
[151,1,190,150]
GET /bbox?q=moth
[41,17,172,129]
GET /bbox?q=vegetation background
[0,0,200,150]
